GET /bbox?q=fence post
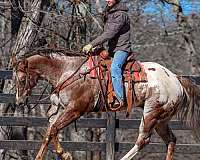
[106,112,116,160]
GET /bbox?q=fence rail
[0,116,191,130]
[0,70,200,159]
[0,140,200,153]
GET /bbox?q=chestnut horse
[13,52,200,160]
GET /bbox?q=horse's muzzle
[15,95,28,106]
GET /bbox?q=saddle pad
[87,56,99,78]
[124,61,147,83]
[87,56,147,83]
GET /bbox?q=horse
[12,51,200,160]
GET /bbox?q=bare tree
[12,0,48,58]
[161,0,199,74]
[0,0,50,159]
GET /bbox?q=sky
[54,0,200,19]
[143,0,200,16]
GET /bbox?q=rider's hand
[82,44,93,54]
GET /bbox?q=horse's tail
[177,76,200,139]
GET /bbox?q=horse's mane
[22,47,86,59]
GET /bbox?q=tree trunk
[163,0,199,74]
[0,0,48,159]
[11,0,47,58]
[0,1,12,159]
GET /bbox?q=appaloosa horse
[12,52,200,160]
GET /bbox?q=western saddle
[88,48,147,117]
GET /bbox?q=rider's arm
[90,12,126,47]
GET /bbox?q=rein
[51,54,109,112]
[89,56,109,112]
[29,84,49,110]
[51,57,89,95]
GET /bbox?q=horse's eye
[20,79,26,84]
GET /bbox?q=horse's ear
[12,56,17,68]
[12,56,28,70]
[24,59,28,67]
[0,57,2,68]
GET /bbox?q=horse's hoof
[35,156,42,160]
[61,152,72,160]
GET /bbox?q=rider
[82,0,131,106]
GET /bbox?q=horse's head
[13,58,39,106]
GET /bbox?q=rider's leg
[111,50,129,104]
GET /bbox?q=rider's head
[105,0,120,7]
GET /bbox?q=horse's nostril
[15,96,25,106]
[16,102,24,107]
[15,99,23,106]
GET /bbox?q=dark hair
[102,0,121,23]
[102,5,109,23]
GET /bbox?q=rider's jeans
[111,50,129,102]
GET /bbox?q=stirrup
[109,97,124,111]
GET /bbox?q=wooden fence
[0,70,200,159]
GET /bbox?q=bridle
[14,59,31,99]
[14,59,50,110]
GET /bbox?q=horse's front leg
[51,134,72,160]
[35,126,52,160]
[166,142,176,160]
[35,103,81,160]
[35,104,60,160]
[36,126,72,160]
[36,110,80,160]
[49,107,82,160]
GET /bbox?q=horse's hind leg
[121,103,165,160]
[155,122,176,160]
[120,119,152,160]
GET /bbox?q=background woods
[0,0,200,159]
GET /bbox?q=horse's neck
[28,55,62,86]
[28,55,85,87]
